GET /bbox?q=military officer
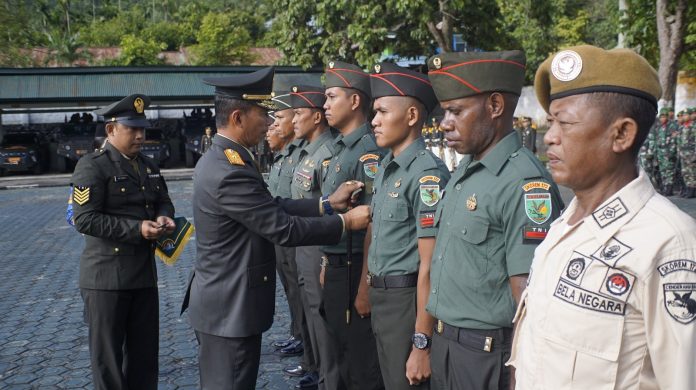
[321,60,385,390]
[71,94,176,390]
[509,44,696,390]
[366,62,450,389]
[201,126,214,154]
[680,108,696,198]
[520,116,537,154]
[182,67,372,389]
[266,90,312,370]
[425,50,564,389]
[287,85,341,389]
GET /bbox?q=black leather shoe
[279,339,303,357]
[294,371,319,389]
[283,364,307,377]
[272,336,295,350]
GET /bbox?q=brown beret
[427,50,526,102]
[535,45,661,112]
[324,60,371,96]
[289,85,326,109]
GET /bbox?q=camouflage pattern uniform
[656,118,679,193]
[679,110,696,198]
[640,120,659,188]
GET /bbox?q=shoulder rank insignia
[73,186,90,206]
[224,149,245,166]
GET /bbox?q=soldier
[365,62,450,389]
[287,85,340,389]
[656,107,679,195]
[181,67,371,389]
[640,117,660,188]
[425,50,564,389]
[265,90,313,375]
[520,116,537,154]
[201,126,214,154]
[321,60,385,390]
[509,44,696,390]
[71,94,176,389]
[680,108,696,198]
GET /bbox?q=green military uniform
[267,92,311,366]
[72,94,175,390]
[321,61,384,390]
[640,119,659,187]
[656,108,679,193]
[287,85,342,389]
[680,109,696,197]
[426,50,564,390]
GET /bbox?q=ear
[487,93,505,119]
[350,93,361,112]
[407,105,419,127]
[105,122,117,137]
[229,109,243,128]
[313,110,323,125]
[611,117,638,154]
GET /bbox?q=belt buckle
[483,336,493,352]
[366,273,373,287]
[436,320,444,334]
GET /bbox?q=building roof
[0,66,322,110]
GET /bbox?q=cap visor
[117,118,151,128]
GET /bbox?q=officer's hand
[405,347,431,386]
[354,284,371,318]
[141,220,166,240]
[329,180,365,211]
[342,205,371,231]
[156,216,176,234]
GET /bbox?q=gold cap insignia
[433,57,442,69]
[134,97,145,114]
[374,64,381,73]
[224,149,245,166]
[329,61,335,69]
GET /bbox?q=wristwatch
[412,332,431,350]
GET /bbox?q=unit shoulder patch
[73,186,90,205]
[525,193,552,224]
[658,259,696,277]
[663,283,696,324]
[419,175,441,184]
[523,181,551,192]
[359,153,380,162]
[224,149,245,166]
[420,184,441,207]
[363,161,379,179]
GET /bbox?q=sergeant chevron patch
[73,186,90,205]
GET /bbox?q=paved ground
[0,180,694,389]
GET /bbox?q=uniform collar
[336,122,370,148]
[104,141,138,162]
[302,129,334,156]
[555,168,656,244]
[384,137,426,169]
[214,133,255,161]
[457,131,520,176]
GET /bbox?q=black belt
[322,254,363,267]
[367,272,418,289]
[434,320,512,353]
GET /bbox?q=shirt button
[432,289,437,294]
[145,204,149,208]
[141,186,145,191]
[388,213,393,218]
[373,235,377,239]
[121,188,126,192]
[446,222,450,226]
[114,247,119,253]
[455,184,461,191]
[462,228,467,234]
[332,180,336,185]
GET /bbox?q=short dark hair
[215,96,254,129]
[583,92,656,157]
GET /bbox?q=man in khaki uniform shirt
[509,45,696,390]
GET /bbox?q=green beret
[427,50,526,102]
[535,45,661,113]
[659,107,669,116]
[289,85,326,109]
[324,60,371,96]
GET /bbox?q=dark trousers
[296,246,338,387]
[196,330,262,390]
[370,286,429,390]
[322,253,384,390]
[275,245,305,339]
[430,324,511,390]
[81,287,159,390]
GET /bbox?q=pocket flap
[383,204,409,222]
[457,219,489,245]
[247,261,276,288]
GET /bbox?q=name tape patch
[554,279,626,315]
[658,259,696,277]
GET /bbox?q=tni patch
[419,211,435,228]
[522,226,548,243]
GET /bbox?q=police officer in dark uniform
[71,94,176,390]
[181,67,372,389]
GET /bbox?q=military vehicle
[141,127,171,167]
[181,108,215,167]
[54,114,100,172]
[0,131,49,175]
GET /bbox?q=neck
[340,114,366,136]
[218,128,249,148]
[473,128,513,161]
[568,162,638,225]
[307,124,328,143]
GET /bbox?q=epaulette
[413,149,439,171]
[91,148,107,159]
[510,148,547,180]
[358,133,379,153]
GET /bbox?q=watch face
[412,333,429,349]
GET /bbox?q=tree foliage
[189,12,256,66]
